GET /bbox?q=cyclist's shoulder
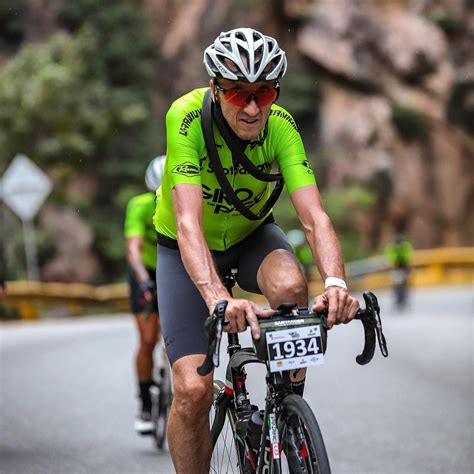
[168,87,208,116]
[268,103,299,132]
[127,192,155,209]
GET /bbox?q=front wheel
[209,380,242,473]
[278,394,331,474]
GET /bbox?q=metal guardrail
[344,246,474,292]
[1,247,473,319]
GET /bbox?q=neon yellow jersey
[384,241,413,266]
[124,192,157,269]
[154,88,316,251]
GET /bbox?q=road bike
[198,270,388,473]
[149,334,172,449]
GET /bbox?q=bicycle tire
[209,380,243,474]
[278,394,331,474]
[151,367,173,450]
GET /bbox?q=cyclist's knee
[136,318,158,349]
[139,335,157,354]
[259,250,307,292]
[174,378,212,406]
[261,262,308,306]
[274,277,307,304]
[173,377,212,415]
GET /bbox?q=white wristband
[324,277,347,290]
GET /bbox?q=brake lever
[210,300,228,368]
[372,302,388,358]
[197,300,228,376]
[363,291,389,358]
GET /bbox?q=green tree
[0,1,160,281]
[0,29,149,170]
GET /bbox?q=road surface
[1,285,472,473]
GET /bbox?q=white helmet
[145,155,166,191]
[203,28,287,83]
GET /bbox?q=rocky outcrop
[40,205,99,282]
[294,0,473,249]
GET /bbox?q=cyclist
[124,155,165,435]
[384,232,414,309]
[154,28,360,472]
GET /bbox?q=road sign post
[1,154,52,280]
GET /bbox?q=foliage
[425,13,464,36]
[57,0,156,91]
[446,81,474,134]
[321,185,375,261]
[391,105,428,142]
[0,0,27,49]
[278,73,319,119]
[0,29,148,168]
[274,184,375,263]
[0,1,160,282]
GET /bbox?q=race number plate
[266,325,324,373]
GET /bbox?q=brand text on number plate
[265,324,324,372]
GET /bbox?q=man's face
[210,78,278,141]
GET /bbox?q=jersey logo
[270,109,299,132]
[179,109,202,137]
[302,160,314,175]
[202,185,266,215]
[205,160,272,175]
[172,162,200,177]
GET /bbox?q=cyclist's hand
[139,279,156,303]
[312,287,359,329]
[221,298,274,340]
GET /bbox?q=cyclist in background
[124,155,165,435]
[154,28,360,472]
[385,232,414,309]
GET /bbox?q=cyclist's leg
[156,245,214,473]
[236,222,307,307]
[135,313,159,394]
[129,267,159,423]
[236,223,308,392]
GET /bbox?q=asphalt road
[1,285,473,474]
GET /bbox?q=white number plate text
[266,325,324,372]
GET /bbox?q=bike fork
[256,406,281,474]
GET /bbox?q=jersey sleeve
[124,196,146,238]
[270,107,316,194]
[165,93,204,188]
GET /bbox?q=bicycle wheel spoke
[209,381,240,474]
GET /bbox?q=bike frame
[206,274,388,473]
[222,330,293,473]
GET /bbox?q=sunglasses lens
[223,87,278,107]
[256,88,278,106]
[222,90,248,107]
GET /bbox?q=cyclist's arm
[172,183,231,308]
[126,236,155,303]
[126,236,150,284]
[290,184,359,326]
[290,184,345,281]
